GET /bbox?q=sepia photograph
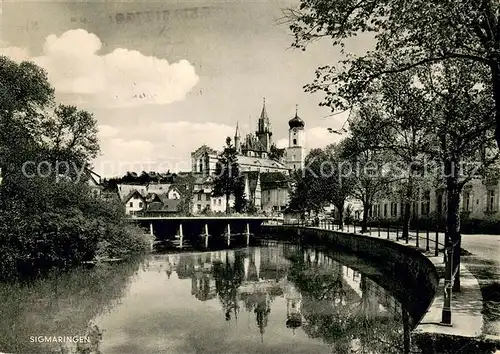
[1,0,500,353]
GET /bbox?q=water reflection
[0,245,417,354]
[0,258,142,354]
[141,243,414,353]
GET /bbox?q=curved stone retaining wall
[262,225,439,325]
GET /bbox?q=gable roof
[145,193,162,203]
[147,195,180,212]
[191,145,218,157]
[236,155,288,170]
[167,185,185,196]
[260,172,291,190]
[122,189,145,203]
[242,171,260,193]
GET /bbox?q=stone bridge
[127,216,275,250]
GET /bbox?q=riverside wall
[261,225,439,325]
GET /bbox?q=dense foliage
[0,56,149,280]
[287,0,500,148]
[285,2,500,290]
[213,137,247,214]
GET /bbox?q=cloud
[93,120,344,177]
[98,125,120,139]
[0,43,30,62]
[1,29,199,108]
[93,121,235,176]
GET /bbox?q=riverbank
[262,224,500,353]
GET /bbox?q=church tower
[255,98,272,153]
[286,105,305,171]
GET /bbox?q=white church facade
[190,99,306,213]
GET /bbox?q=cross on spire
[295,104,298,116]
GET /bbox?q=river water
[0,241,416,354]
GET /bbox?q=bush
[0,176,148,281]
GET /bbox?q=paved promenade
[303,222,500,342]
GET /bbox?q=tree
[300,144,356,228]
[341,133,394,233]
[417,60,498,290]
[287,151,327,217]
[177,174,195,216]
[0,56,147,279]
[323,142,357,229]
[213,137,241,214]
[348,70,435,239]
[233,176,248,213]
[285,0,500,149]
[39,104,100,170]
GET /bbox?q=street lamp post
[441,242,454,324]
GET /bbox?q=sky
[0,0,367,177]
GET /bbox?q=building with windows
[367,178,500,221]
[189,99,304,213]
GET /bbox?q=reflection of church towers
[284,281,302,333]
[244,248,261,281]
[254,293,271,343]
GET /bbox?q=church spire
[260,97,268,119]
[234,121,241,153]
[256,98,272,154]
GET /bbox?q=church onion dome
[288,112,305,129]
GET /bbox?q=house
[117,184,147,200]
[85,169,103,197]
[146,194,180,215]
[167,185,184,200]
[260,172,291,213]
[122,190,146,215]
[145,183,171,194]
[189,174,212,213]
[366,177,500,222]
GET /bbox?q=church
[190,99,306,213]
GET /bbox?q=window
[206,194,210,201]
[293,139,297,145]
[197,194,202,201]
[463,191,471,211]
[268,194,271,202]
[487,190,496,212]
[129,202,133,207]
[197,204,202,211]
[139,202,143,208]
[436,193,443,215]
[421,191,430,215]
[391,202,397,217]
[218,199,221,205]
[384,204,388,217]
